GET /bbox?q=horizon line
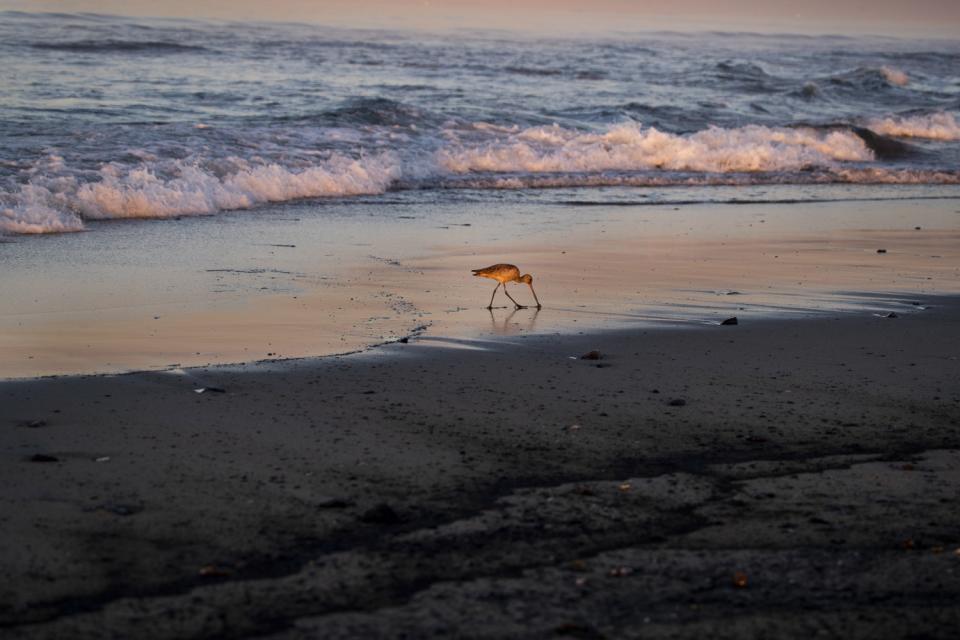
[5,8,960,42]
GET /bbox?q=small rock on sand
[30,454,58,463]
[668,398,687,407]
[198,564,231,578]
[721,317,738,325]
[580,350,602,360]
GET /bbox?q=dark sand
[2,297,959,638]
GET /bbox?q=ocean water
[2,11,960,235]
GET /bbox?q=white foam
[868,112,960,141]
[438,122,873,174]
[0,153,400,233]
[0,179,85,234]
[880,66,909,86]
[0,202,84,234]
[3,119,958,236]
[76,154,399,220]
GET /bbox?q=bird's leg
[527,283,542,309]
[487,283,500,309]
[503,285,525,309]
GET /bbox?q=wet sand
[1,197,958,378]
[2,296,959,638]
[2,197,960,637]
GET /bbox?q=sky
[3,0,960,36]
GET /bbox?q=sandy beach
[3,10,960,636]
[2,287,959,637]
[3,196,960,638]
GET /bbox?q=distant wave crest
[830,65,911,91]
[879,65,909,86]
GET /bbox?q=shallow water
[1,11,959,234]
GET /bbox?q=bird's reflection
[488,306,540,335]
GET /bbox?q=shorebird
[471,263,541,310]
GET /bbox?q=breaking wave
[2,117,958,235]
[0,154,400,234]
[0,202,84,235]
[867,112,960,140]
[438,122,873,174]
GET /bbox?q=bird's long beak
[528,283,542,309]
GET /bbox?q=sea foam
[2,118,958,236]
[0,203,84,234]
[1,153,400,233]
[76,154,399,219]
[439,122,873,174]
[867,112,960,141]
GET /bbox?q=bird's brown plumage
[472,263,541,309]
[471,263,521,283]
